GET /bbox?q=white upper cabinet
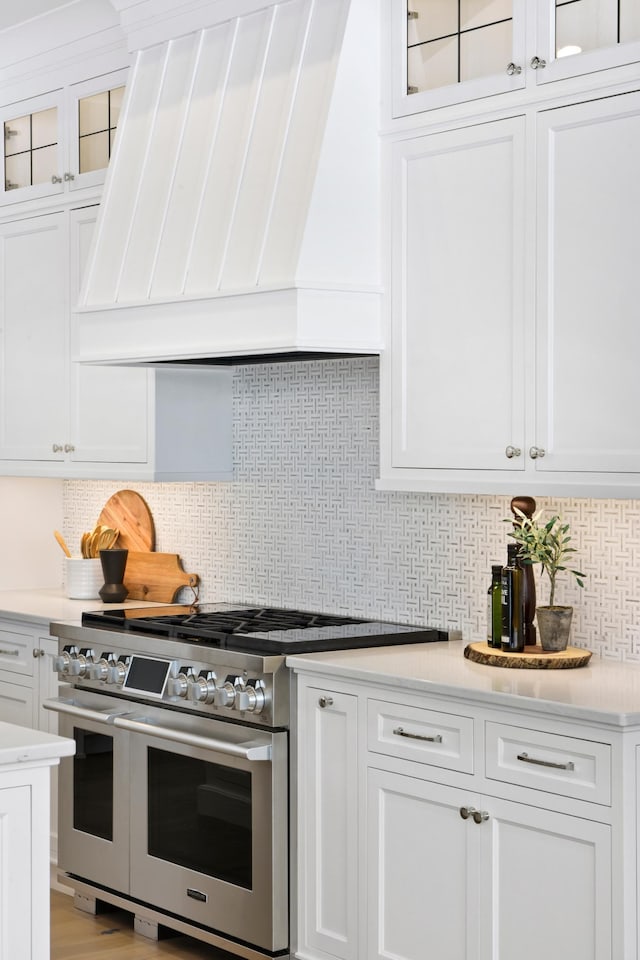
[390,0,640,118]
[0,69,127,207]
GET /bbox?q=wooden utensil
[124,552,199,603]
[54,530,71,558]
[97,490,155,552]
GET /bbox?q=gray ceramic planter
[536,606,573,652]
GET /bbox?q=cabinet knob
[52,443,63,453]
[32,648,45,658]
[459,806,477,820]
[506,62,522,76]
[530,56,547,69]
[51,174,63,184]
[529,446,546,460]
[64,443,75,453]
[473,810,490,824]
[63,172,75,182]
[505,445,521,459]
[318,696,334,708]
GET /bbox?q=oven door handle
[113,715,273,761]
[43,697,134,725]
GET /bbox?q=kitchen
[0,1,639,959]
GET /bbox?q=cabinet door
[535,91,640,474]
[0,784,34,959]
[534,1,640,87]
[0,212,67,461]
[389,0,526,118]
[0,678,35,728]
[68,206,150,466]
[0,90,65,206]
[296,684,359,960]
[482,796,611,960]
[367,769,480,960]
[388,117,527,472]
[67,69,128,193]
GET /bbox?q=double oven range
[46,603,455,960]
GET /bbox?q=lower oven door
[48,693,131,893]
[122,711,288,954]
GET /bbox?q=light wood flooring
[51,890,237,960]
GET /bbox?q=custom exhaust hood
[75,0,381,365]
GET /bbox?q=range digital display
[123,656,171,697]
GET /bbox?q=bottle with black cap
[501,543,525,652]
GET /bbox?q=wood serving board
[464,642,592,670]
[98,490,155,552]
[124,551,199,603]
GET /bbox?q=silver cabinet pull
[506,62,522,75]
[529,446,546,459]
[505,445,521,459]
[64,443,75,453]
[52,443,63,453]
[473,809,490,824]
[393,726,442,744]
[318,696,334,708]
[51,174,63,184]
[530,56,547,69]
[63,172,75,182]
[459,806,476,820]
[0,648,20,657]
[517,751,575,772]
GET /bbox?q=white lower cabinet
[295,681,359,960]
[368,770,610,960]
[0,618,61,859]
[294,671,618,960]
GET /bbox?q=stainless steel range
[46,603,455,960]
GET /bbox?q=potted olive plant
[507,509,586,652]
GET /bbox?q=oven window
[147,748,252,889]
[73,727,114,841]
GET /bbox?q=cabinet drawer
[0,625,34,677]
[485,722,611,806]
[367,699,474,773]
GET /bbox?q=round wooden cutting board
[97,490,156,552]
[464,642,592,670]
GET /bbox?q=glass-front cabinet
[0,68,127,204]
[392,0,640,117]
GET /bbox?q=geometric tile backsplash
[64,357,640,661]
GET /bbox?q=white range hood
[76,0,381,364]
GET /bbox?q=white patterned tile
[64,358,640,660]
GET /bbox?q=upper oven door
[124,711,289,953]
[51,695,131,893]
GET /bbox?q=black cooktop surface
[81,603,451,655]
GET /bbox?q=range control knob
[167,671,190,699]
[107,656,130,685]
[72,648,96,678]
[188,670,217,704]
[214,677,237,709]
[53,644,79,676]
[88,652,116,682]
[235,679,267,714]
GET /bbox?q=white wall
[0,478,63,589]
[64,358,640,661]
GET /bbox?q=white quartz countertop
[0,588,164,627]
[287,640,640,728]
[0,721,75,766]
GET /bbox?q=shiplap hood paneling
[76,0,381,365]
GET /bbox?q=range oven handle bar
[44,697,273,761]
[113,715,273,761]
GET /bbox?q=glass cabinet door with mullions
[394,1,526,116]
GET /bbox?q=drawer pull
[0,648,20,657]
[393,726,443,744]
[517,751,575,772]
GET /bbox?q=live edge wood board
[464,642,592,670]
